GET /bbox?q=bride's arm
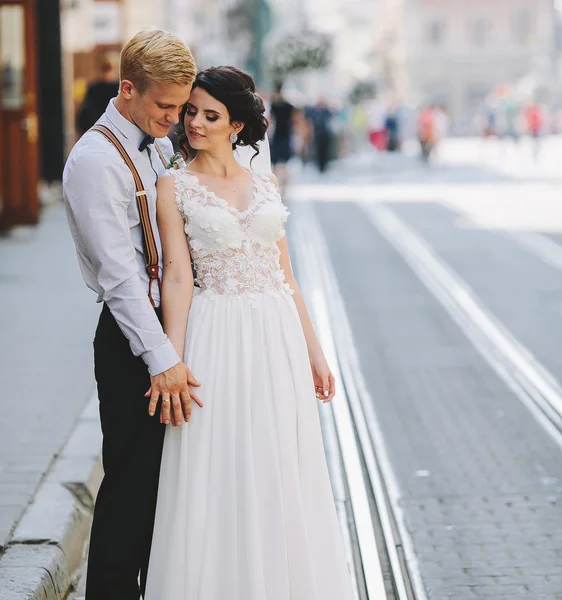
[277,224,336,403]
[156,174,194,361]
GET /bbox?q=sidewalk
[0,202,102,598]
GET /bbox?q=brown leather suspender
[154,142,168,168]
[90,124,164,308]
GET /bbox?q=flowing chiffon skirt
[145,291,354,600]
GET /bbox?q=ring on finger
[162,398,170,404]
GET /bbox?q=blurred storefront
[0,0,65,231]
[0,0,40,229]
[61,0,125,154]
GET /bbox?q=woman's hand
[310,351,336,403]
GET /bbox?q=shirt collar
[105,98,146,150]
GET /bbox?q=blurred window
[514,8,535,45]
[0,5,25,110]
[427,19,445,45]
[471,18,491,46]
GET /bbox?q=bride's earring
[230,132,238,144]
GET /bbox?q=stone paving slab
[0,545,68,600]
[0,394,101,599]
[311,200,562,599]
[387,201,562,398]
[0,203,101,599]
[0,202,99,553]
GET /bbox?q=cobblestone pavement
[282,142,562,599]
[0,202,99,552]
[388,200,562,389]
[311,200,562,599]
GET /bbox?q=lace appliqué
[173,169,293,298]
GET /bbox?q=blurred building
[376,0,557,133]
[305,0,379,101]
[185,0,271,85]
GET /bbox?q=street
[286,138,562,599]
[3,137,562,599]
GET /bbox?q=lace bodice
[172,169,294,298]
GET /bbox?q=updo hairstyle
[177,66,268,160]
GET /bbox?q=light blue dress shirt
[63,99,271,376]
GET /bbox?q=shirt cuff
[142,339,181,376]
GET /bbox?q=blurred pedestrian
[76,56,119,136]
[431,104,450,158]
[269,81,295,189]
[367,97,387,151]
[524,102,544,139]
[293,107,311,164]
[306,98,333,173]
[384,107,401,152]
[524,102,546,160]
[418,104,437,163]
[332,104,350,157]
[501,98,520,142]
[350,103,368,152]
[525,101,544,154]
[482,106,496,138]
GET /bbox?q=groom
[63,29,200,599]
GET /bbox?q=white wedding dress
[144,169,354,600]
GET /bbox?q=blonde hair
[120,28,196,93]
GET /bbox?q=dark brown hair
[177,66,268,162]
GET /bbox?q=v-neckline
[183,168,259,218]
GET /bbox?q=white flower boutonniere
[166,152,187,170]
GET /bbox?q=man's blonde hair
[120,28,196,93]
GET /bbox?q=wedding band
[162,398,170,404]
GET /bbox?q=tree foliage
[267,31,332,80]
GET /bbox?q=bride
[144,66,354,600]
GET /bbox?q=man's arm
[63,149,180,376]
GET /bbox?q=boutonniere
[166,152,187,170]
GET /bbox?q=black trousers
[315,133,330,173]
[86,304,166,600]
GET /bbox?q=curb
[0,394,102,600]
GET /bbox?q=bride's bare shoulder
[157,170,176,194]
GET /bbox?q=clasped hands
[146,362,202,427]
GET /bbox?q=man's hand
[147,363,202,426]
